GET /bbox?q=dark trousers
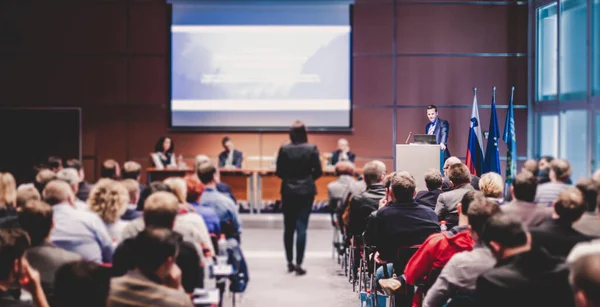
[282,194,313,265]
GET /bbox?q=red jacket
[405,228,474,285]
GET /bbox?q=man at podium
[425,105,450,161]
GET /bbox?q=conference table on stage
[146,167,362,213]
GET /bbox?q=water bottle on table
[440,221,447,232]
[217,234,228,265]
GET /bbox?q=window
[595,113,600,171]
[559,0,588,100]
[593,0,600,95]
[537,3,558,101]
[560,110,588,180]
[540,114,559,157]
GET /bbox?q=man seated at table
[330,138,356,165]
[218,137,243,169]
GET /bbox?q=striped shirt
[108,270,192,307]
[535,182,570,206]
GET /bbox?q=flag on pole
[465,88,485,176]
[503,87,517,183]
[484,87,501,174]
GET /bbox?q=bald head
[42,180,74,206]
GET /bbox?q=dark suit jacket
[425,118,451,160]
[476,248,574,307]
[414,189,443,211]
[442,175,480,192]
[530,219,592,258]
[218,149,243,168]
[276,143,323,196]
[330,150,356,165]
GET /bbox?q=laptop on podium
[413,134,437,145]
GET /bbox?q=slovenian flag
[466,89,485,176]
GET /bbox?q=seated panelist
[330,138,356,165]
[218,136,243,169]
[151,136,176,169]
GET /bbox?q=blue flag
[484,87,501,174]
[503,87,517,183]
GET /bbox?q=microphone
[405,132,413,144]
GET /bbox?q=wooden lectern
[395,144,443,191]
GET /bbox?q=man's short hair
[34,169,56,196]
[448,163,471,186]
[65,159,82,171]
[136,181,172,211]
[18,201,53,246]
[523,159,539,175]
[362,160,386,186]
[481,212,528,248]
[120,179,140,204]
[54,261,111,307]
[48,156,63,171]
[222,136,231,146]
[391,171,416,202]
[197,162,217,185]
[0,229,30,280]
[122,161,142,180]
[88,179,129,224]
[143,191,179,228]
[576,178,600,213]
[479,172,504,198]
[383,172,396,189]
[550,159,572,182]
[427,105,438,112]
[133,228,179,273]
[467,196,501,236]
[570,253,600,307]
[56,168,81,187]
[334,161,355,176]
[512,171,538,202]
[42,180,73,205]
[100,159,120,179]
[16,185,41,208]
[424,168,443,191]
[554,187,586,223]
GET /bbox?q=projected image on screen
[170,5,352,130]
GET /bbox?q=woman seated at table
[151,136,176,169]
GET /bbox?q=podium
[395,144,443,191]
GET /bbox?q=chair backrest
[393,245,422,274]
[445,294,476,307]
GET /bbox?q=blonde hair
[16,184,41,208]
[0,173,17,207]
[479,172,504,198]
[88,178,129,223]
[120,179,140,204]
[163,177,187,204]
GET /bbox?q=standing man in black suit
[276,120,323,276]
[218,136,243,169]
[330,138,356,165]
[425,105,451,161]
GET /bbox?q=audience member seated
[16,184,40,209]
[414,168,444,211]
[184,174,220,235]
[377,172,396,209]
[530,187,591,258]
[34,169,56,198]
[218,136,243,169]
[475,213,574,307]
[379,191,484,304]
[122,184,211,256]
[537,155,554,184]
[151,136,176,169]
[100,159,121,180]
[122,161,146,191]
[0,229,49,307]
[327,161,357,226]
[535,158,572,206]
[194,154,237,203]
[44,180,113,263]
[436,163,474,229]
[0,173,18,229]
[65,159,94,202]
[441,157,480,192]
[109,228,194,307]
[47,156,63,173]
[19,201,81,304]
[54,261,111,307]
[113,192,203,294]
[330,138,356,165]
[56,168,88,210]
[569,253,600,307]
[479,172,504,204]
[119,179,142,221]
[364,171,439,264]
[422,198,500,307]
[573,178,600,236]
[346,160,386,237]
[521,159,539,177]
[502,171,552,227]
[164,177,214,256]
[88,179,130,246]
[198,162,242,241]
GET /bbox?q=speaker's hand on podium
[440,144,446,151]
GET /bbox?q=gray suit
[501,200,552,227]
[27,242,82,302]
[435,184,474,227]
